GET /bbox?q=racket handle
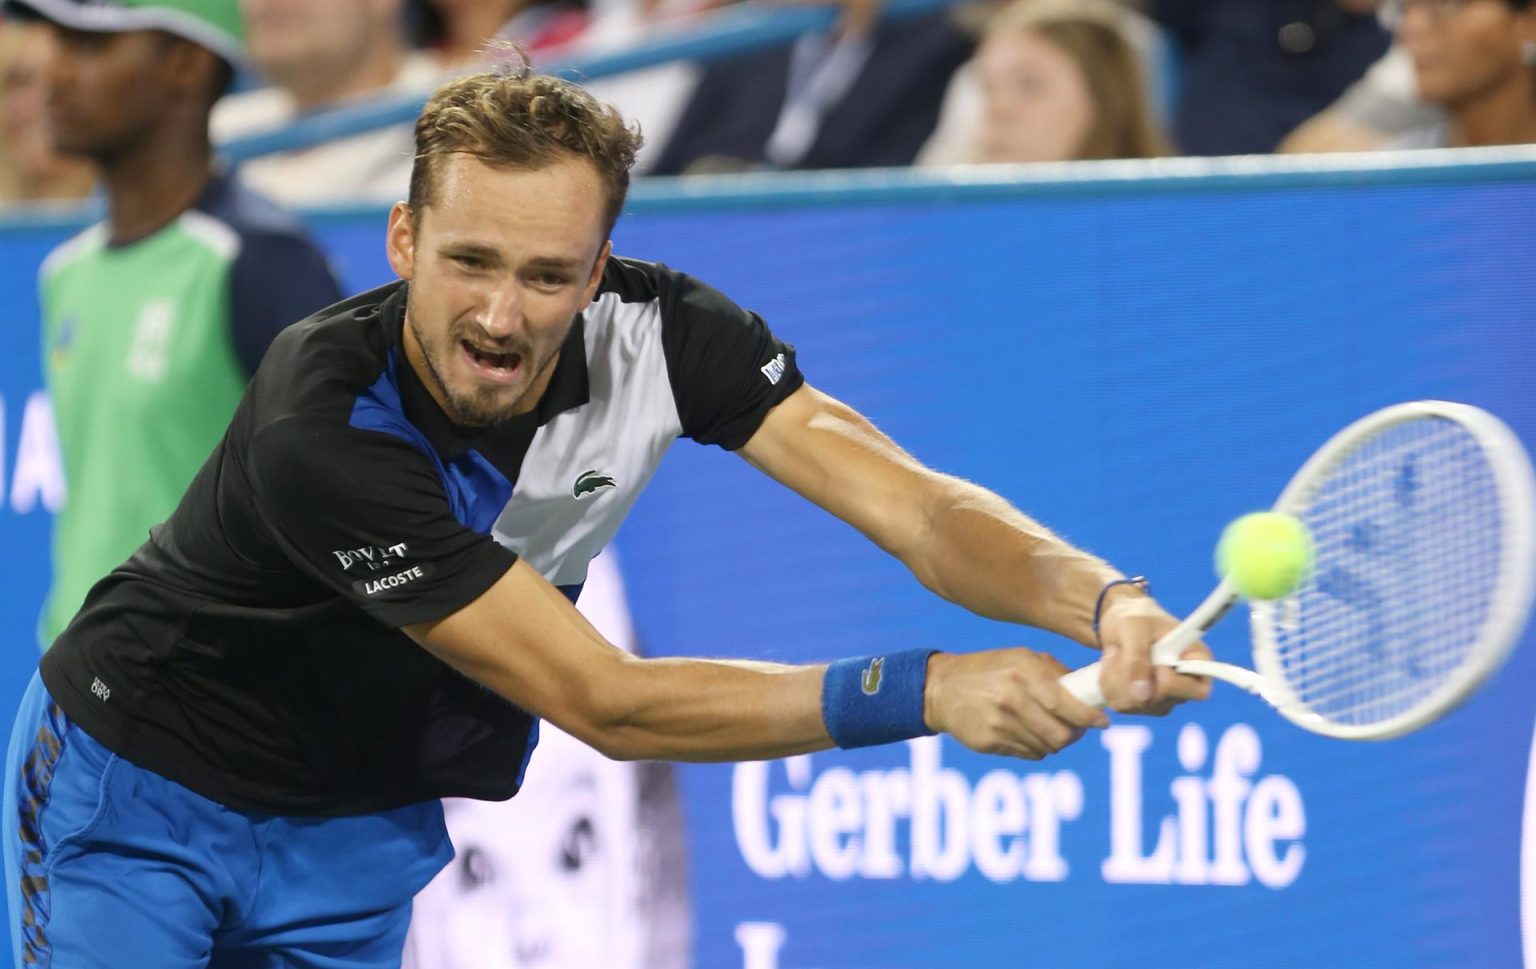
[1060,662,1107,708]
[1056,597,1226,710]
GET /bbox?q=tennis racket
[1060,400,1536,740]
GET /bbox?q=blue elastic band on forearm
[821,649,936,749]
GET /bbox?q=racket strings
[1262,418,1502,727]
[1286,439,1492,715]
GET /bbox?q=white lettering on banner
[732,725,1306,890]
[733,736,1083,884]
[1102,723,1305,888]
[735,922,787,969]
[3,392,67,514]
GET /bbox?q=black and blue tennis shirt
[39,257,803,816]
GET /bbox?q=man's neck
[1450,73,1536,148]
[101,134,213,246]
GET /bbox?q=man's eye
[537,272,571,288]
[452,255,485,270]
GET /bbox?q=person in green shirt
[7,0,343,645]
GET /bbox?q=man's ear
[583,240,612,304]
[386,201,417,281]
[163,37,218,103]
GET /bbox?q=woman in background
[920,0,1171,166]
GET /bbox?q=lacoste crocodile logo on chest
[572,469,616,499]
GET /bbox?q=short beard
[407,310,525,428]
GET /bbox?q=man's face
[44,26,176,160]
[241,0,380,91]
[1398,0,1536,107]
[387,153,611,427]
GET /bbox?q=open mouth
[461,340,523,380]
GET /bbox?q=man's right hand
[923,649,1111,760]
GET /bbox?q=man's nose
[477,283,524,340]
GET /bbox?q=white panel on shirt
[490,289,682,588]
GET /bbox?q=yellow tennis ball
[1215,512,1315,600]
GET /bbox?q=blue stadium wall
[1,156,1533,967]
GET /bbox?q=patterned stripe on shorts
[16,700,66,967]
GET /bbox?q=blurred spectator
[649,7,974,173]
[557,0,710,175]
[1148,0,1391,155]
[408,0,591,68]
[1383,0,1536,147]
[920,0,1170,165]
[1280,41,1445,151]
[398,0,704,173]
[0,0,342,647]
[0,15,93,205]
[213,0,441,205]
[581,69,700,178]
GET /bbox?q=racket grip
[1059,662,1107,709]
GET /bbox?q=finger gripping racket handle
[1058,602,1223,709]
[1061,663,1108,708]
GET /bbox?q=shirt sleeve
[658,269,805,450]
[228,230,344,376]
[1335,46,1444,134]
[246,417,518,628]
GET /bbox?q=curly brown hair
[409,56,644,236]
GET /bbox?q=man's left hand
[1094,593,1212,715]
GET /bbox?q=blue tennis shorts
[2,671,455,968]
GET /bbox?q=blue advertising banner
[1,155,1533,967]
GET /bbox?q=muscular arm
[404,557,1105,763]
[737,383,1209,710]
[405,559,831,762]
[737,384,1127,643]
[409,384,1192,760]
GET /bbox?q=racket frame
[1253,400,1536,739]
[1059,400,1536,740]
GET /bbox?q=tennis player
[4,62,1209,967]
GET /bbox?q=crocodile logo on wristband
[860,656,884,695]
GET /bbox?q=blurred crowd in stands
[3,0,1535,210]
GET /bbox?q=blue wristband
[821,649,936,749]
